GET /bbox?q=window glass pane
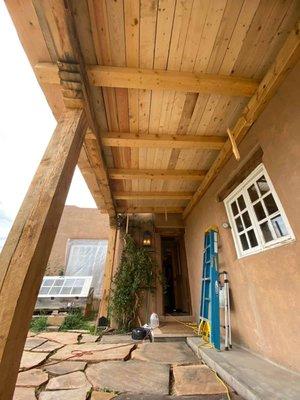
[237,195,246,211]
[247,184,259,202]
[49,286,61,295]
[271,215,288,238]
[247,229,258,248]
[240,233,249,251]
[256,175,270,195]
[65,279,75,287]
[71,287,82,295]
[263,193,278,215]
[54,279,63,286]
[253,202,266,221]
[40,287,50,295]
[43,279,54,287]
[235,216,244,232]
[60,287,72,295]
[75,279,84,287]
[260,221,273,242]
[231,201,238,216]
[242,211,251,229]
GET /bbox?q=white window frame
[38,276,93,298]
[224,164,295,258]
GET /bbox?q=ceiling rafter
[88,131,226,150]
[114,191,193,200]
[108,168,206,181]
[116,207,184,214]
[35,63,258,97]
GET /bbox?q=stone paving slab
[39,387,90,400]
[16,368,48,388]
[113,395,233,400]
[36,332,82,345]
[13,387,36,400]
[51,343,135,362]
[100,335,133,344]
[173,365,227,396]
[132,342,198,365]
[86,360,170,395]
[46,371,91,390]
[33,341,64,353]
[24,337,48,351]
[19,351,49,371]
[91,392,117,399]
[43,360,87,375]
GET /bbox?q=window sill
[237,236,296,259]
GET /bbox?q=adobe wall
[46,206,110,276]
[184,61,300,372]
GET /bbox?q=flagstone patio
[13,332,242,400]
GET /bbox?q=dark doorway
[161,236,191,315]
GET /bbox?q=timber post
[97,223,118,324]
[0,109,87,400]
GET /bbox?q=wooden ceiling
[5,0,300,221]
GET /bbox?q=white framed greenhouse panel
[224,164,295,259]
[38,276,93,298]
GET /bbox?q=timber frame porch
[0,1,299,399]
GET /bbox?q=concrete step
[159,315,195,323]
[187,337,300,400]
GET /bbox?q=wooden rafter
[32,0,116,223]
[35,63,258,97]
[95,131,226,150]
[116,207,184,214]
[108,168,206,181]
[183,22,300,219]
[114,191,193,200]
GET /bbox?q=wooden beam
[97,225,117,319]
[35,63,259,97]
[183,22,300,219]
[114,191,193,200]
[98,131,226,150]
[0,110,87,399]
[117,207,184,214]
[32,0,116,223]
[108,169,206,181]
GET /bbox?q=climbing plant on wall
[109,234,156,330]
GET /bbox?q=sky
[0,3,96,250]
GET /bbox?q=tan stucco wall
[46,206,109,276]
[185,61,300,372]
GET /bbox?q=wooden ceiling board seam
[161,0,202,193]
[193,0,227,74]
[149,0,177,194]
[218,0,261,75]
[257,0,300,76]
[124,0,141,203]
[244,0,294,77]
[138,0,158,194]
[231,0,284,78]
[206,0,245,74]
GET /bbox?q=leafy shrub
[109,234,156,330]
[30,316,48,332]
[59,310,94,332]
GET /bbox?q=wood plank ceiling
[5,0,300,219]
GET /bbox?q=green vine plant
[109,234,157,331]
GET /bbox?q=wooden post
[0,109,87,400]
[97,225,117,321]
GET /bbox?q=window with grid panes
[224,164,295,258]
